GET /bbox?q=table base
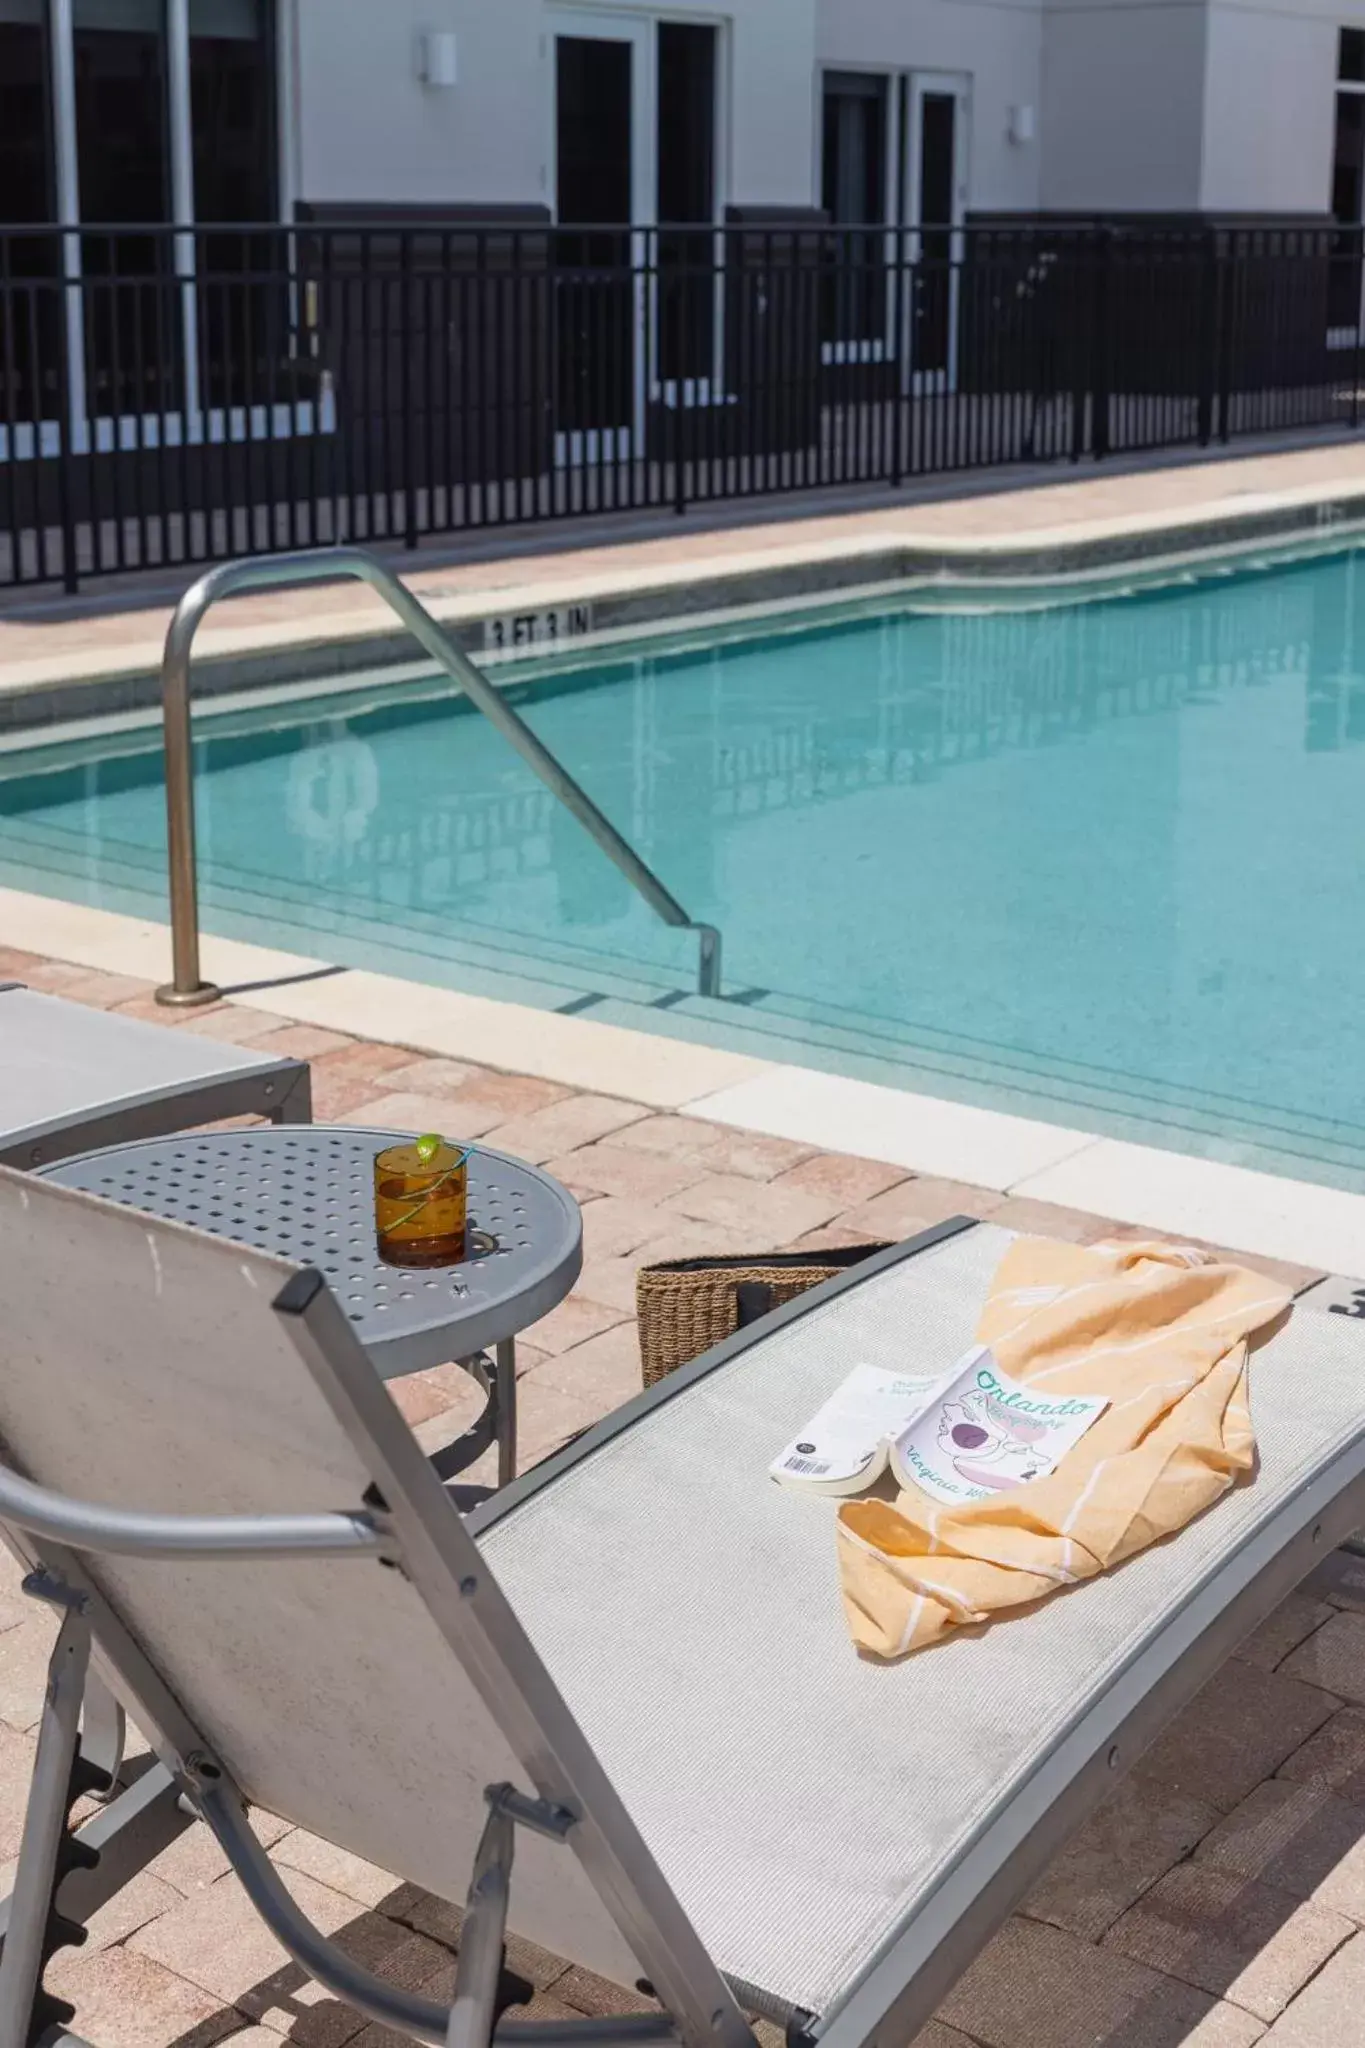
[428,1339,518,1489]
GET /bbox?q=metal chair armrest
[0,1461,385,1560]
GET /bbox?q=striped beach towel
[837,1235,1292,1659]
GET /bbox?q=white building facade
[269,0,1365,230]
[3,0,1361,243]
[0,0,1359,487]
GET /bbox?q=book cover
[889,1343,1109,1505]
[771,1348,1109,1505]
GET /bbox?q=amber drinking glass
[374,1134,469,1267]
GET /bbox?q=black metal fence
[1,218,1360,590]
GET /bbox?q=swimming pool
[3,542,1365,1189]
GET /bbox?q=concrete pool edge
[5,882,1365,1276]
[6,464,1365,733]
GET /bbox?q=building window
[657,22,716,232]
[60,0,276,234]
[190,0,276,225]
[74,0,171,235]
[3,0,278,442]
[190,0,278,408]
[1331,29,1365,337]
[0,0,51,225]
[656,20,717,383]
[1333,93,1364,230]
[823,72,889,229]
[555,35,634,236]
[913,91,959,378]
[74,0,175,418]
[821,71,890,351]
[0,0,57,425]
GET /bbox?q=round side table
[41,1125,583,1486]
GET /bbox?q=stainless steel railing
[153,546,722,1006]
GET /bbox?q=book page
[770,1363,947,1494]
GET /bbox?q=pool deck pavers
[2,439,1365,702]
[3,948,1365,2048]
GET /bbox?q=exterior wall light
[417,30,458,88]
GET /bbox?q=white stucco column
[165,0,202,437]
[47,0,87,451]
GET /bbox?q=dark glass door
[0,0,59,428]
[1331,90,1365,333]
[73,0,176,418]
[656,21,716,387]
[189,0,274,223]
[555,32,634,443]
[821,71,888,349]
[912,89,958,380]
[189,0,278,409]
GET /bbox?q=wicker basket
[636,1244,892,1387]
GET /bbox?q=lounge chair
[1,1171,1362,2048]
[0,981,311,1833]
[0,981,311,1169]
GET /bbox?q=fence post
[1073,231,1092,461]
[1218,230,1235,445]
[672,401,687,516]
[55,252,79,595]
[672,235,687,517]
[1354,227,1363,432]
[401,228,418,551]
[1196,229,1217,447]
[891,225,906,488]
[1091,226,1112,462]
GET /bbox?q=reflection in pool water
[2,545,1365,1185]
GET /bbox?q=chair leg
[494,1341,517,1488]
[271,1065,313,1126]
[0,1589,99,2048]
[78,1676,125,1802]
[0,1763,191,1962]
[447,1803,514,2048]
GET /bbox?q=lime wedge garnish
[415,1132,443,1163]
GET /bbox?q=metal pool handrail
[153,546,722,1007]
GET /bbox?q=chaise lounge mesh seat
[0,981,311,1168]
[1,1173,1362,2048]
[478,1221,1365,2023]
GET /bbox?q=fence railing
[0,218,1359,590]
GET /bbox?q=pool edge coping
[5,466,1365,731]
[6,884,1365,1277]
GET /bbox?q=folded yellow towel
[837,1236,1292,1659]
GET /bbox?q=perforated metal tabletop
[41,1126,582,1381]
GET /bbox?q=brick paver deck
[2,440,1363,688]
[2,945,1364,2048]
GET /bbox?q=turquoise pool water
[3,545,1365,1186]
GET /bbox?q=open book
[770,1345,1109,1503]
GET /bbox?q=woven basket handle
[735,1280,775,1329]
